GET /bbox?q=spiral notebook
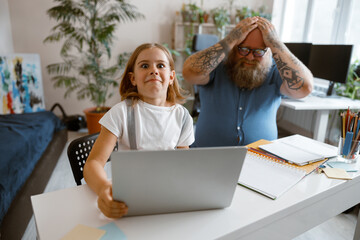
[238,139,327,200]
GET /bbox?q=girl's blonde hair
[120,43,186,104]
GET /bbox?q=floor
[22,130,359,239]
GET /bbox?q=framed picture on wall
[0,53,45,114]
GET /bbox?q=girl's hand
[97,183,128,218]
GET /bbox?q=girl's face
[130,47,175,106]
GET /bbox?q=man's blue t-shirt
[192,60,283,147]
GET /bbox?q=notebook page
[248,140,327,175]
[277,134,338,158]
[238,152,306,199]
[259,141,324,165]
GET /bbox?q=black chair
[67,132,117,185]
[191,34,219,118]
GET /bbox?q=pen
[342,112,345,139]
[343,131,353,156]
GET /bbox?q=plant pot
[83,107,110,134]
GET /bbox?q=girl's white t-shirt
[99,100,195,150]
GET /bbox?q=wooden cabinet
[172,21,235,52]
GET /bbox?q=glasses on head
[237,46,268,57]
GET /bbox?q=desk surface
[31,160,360,240]
[281,96,360,110]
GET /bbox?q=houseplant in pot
[44,0,144,134]
[335,60,360,100]
[210,7,230,39]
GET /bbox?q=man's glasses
[237,46,268,57]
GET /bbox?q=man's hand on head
[224,17,258,50]
[256,17,282,50]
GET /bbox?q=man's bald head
[241,28,266,49]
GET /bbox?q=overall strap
[125,99,137,150]
[177,106,188,146]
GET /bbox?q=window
[346,0,360,61]
[272,0,360,61]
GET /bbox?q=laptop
[111,146,247,216]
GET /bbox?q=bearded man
[182,17,313,147]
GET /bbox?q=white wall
[7,0,273,115]
[0,0,14,53]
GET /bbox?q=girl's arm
[84,127,128,218]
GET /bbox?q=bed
[0,111,67,239]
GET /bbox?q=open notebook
[258,134,338,166]
[238,138,328,199]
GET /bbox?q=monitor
[307,44,353,96]
[284,42,312,66]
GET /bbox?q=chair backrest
[191,34,219,118]
[67,133,117,185]
[192,34,219,52]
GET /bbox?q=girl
[83,43,194,218]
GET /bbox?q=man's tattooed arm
[189,41,228,76]
[273,52,304,91]
[182,17,258,85]
[256,17,313,98]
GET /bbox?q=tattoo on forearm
[273,53,304,90]
[225,28,243,46]
[189,43,226,76]
[266,36,283,51]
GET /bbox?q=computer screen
[307,44,353,84]
[284,42,312,66]
[284,43,353,96]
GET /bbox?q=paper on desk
[322,168,352,180]
[61,224,105,240]
[99,222,127,240]
[327,162,358,172]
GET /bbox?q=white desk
[32,163,360,240]
[281,96,360,142]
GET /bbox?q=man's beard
[225,50,272,89]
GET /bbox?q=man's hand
[224,17,258,50]
[97,183,128,218]
[256,17,283,50]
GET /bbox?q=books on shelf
[238,136,334,200]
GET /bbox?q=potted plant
[235,6,253,23]
[235,5,272,23]
[181,2,201,23]
[44,0,144,134]
[335,60,360,100]
[211,7,230,39]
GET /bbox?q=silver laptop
[111,146,247,216]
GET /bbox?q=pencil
[346,106,350,132]
[353,115,358,140]
[342,112,346,139]
[347,128,360,159]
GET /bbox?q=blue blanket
[0,111,64,223]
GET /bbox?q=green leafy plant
[210,7,230,37]
[44,0,144,112]
[235,5,272,23]
[335,60,360,100]
[181,3,201,23]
